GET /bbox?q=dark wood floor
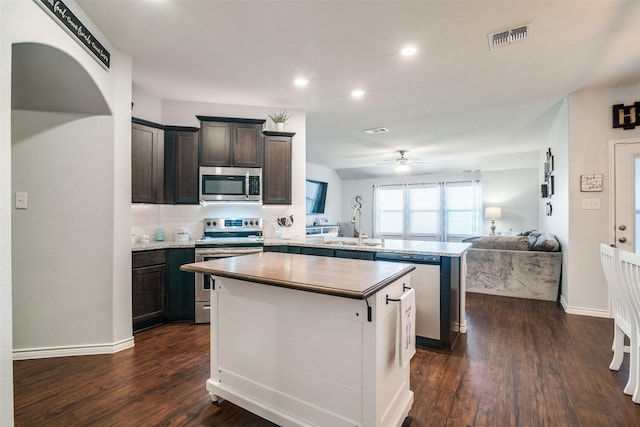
[13,293,640,426]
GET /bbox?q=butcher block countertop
[180,252,415,299]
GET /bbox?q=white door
[613,139,640,252]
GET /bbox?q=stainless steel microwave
[199,167,262,202]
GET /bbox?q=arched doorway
[11,42,121,358]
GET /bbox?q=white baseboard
[559,295,611,319]
[13,336,135,360]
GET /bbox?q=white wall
[563,83,640,316]
[12,112,116,349]
[1,1,131,423]
[129,96,308,240]
[540,98,570,306]
[340,169,539,238]
[132,84,162,123]
[481,168,540,235]
[305,162,342,226]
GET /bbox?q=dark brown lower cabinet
[132,250,166,332]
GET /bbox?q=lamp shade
[484,206,502,219]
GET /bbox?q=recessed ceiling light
[400,46,417,56]
[351,89,366,98]
[294,78,309,87]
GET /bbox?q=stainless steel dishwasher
[375,252,448,348]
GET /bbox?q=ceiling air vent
[488,23,532,51]
[363,127,389,134]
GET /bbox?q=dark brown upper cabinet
[263,131,295,205]
[197,116,265,167]
[132,118,164,203]
[164,127,200,205]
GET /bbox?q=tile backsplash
[131,203,305,242]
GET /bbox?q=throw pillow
[531,233,560,252]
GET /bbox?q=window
[445,182,481,238]
[373,180,481,241]
[376,186,404,234]
[408,184,439,237]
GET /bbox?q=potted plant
[268,109,291,131]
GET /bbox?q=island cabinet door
[362,275,414,427]
[206,275,414,427]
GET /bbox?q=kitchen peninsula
[181,252,416,427]
[265,237,471,349]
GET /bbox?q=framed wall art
[580,174,603,192]
[541,183,548,198]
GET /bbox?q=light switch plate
[15,192,27,209]
[582,198,600,210]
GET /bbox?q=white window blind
[373,180,482,241]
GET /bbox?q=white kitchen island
[181,252,416,427]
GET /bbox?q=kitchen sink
[322,238,382,247]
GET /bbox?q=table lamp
[484,207,502,235]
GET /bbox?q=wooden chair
[618,249,640,403]
[600,244,636,395]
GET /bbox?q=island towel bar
[386,284,412,304]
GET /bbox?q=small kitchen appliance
[199,166,262,203]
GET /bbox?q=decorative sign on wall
[35,0,111,69]
[612,102,640,130]
[351,195,364,209]
[580,174,604,192]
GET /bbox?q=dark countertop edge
[180,264,415,300]
[361,264,416,299]
[264,240,470,257]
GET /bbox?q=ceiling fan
[377,150,428,172]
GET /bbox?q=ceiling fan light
[396,163,410,172]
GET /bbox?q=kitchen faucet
[351,207,367,245]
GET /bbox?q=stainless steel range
[194,217,263,323]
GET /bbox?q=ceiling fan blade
[374,150,431,167]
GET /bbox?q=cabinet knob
[619,225,627,231]
[619,236,628,243]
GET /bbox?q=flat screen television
[305,179,328,214]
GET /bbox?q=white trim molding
[13,336,135,360]
[560,295,611,319]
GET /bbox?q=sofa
[463,232,562,301]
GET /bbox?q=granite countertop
[131,240,196,251]
[131,237,471,257]
[180,252,415,299]
[265,237,470,257]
